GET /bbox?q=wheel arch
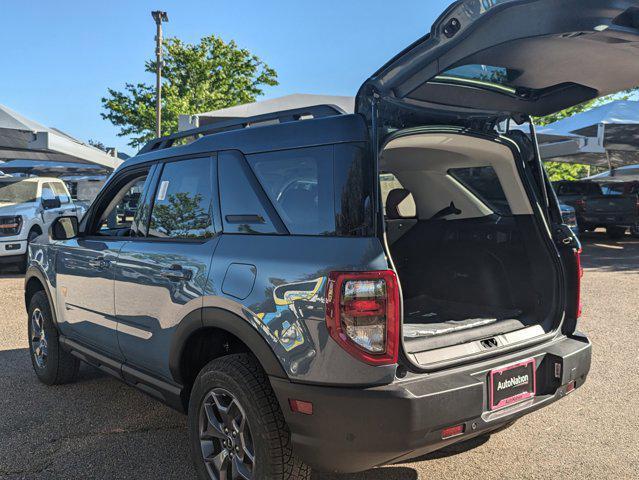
[29,223,43,236]
[169,307,288,407]
[24,267,56,324]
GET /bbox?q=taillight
[575,248,583,319]
[325,270,400,366]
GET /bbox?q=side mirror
[51,216,79,240]
[42,197,62,210]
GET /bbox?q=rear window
[449,167,512,216]
[436,64,518,92]
[247,144,373,236]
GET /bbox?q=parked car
[28,0,639,477]
[600,182,639,238]
[554,180,638,239]
[0,176,82,272]
[560,203,580,237]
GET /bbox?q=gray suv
[26,0,639,477]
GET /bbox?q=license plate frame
[489,358,536,411]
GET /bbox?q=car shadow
[0,272,23,279]
[579,233,639,273]
[313,467,418,480]
[311,436,489,479]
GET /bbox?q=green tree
[101,35,278,149]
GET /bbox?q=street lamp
[151,10,169,138]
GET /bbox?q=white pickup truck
[0,176,83,272]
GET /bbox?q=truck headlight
[0,216,23,236]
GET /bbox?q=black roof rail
[138,104,346,154]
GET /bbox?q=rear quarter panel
[204,234,397,386]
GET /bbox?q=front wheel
[188,354,311,480]
[28,291,80,385]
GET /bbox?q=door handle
[88,257,111,269]
[160,265,192,281]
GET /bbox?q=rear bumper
[271,333,591,474]
[580,214,637,228]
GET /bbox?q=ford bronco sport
[26,0,639,477]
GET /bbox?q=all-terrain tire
[28,290,80,385]
[188,353,311,480]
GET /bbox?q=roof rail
[139,104,346,154]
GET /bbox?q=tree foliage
[101,35,278,149]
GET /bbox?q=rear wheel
[606,226,626,240]
[188,354,310,480]
[28,291,80,385]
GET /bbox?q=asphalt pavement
[1,233,638,479]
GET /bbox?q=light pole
[151,10,169,138]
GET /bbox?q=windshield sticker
[157,180,170,201]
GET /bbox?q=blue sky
[0,0,451,156]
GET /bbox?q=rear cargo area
[381,132,560,366]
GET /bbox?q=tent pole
[606,151,615,177]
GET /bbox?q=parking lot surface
[1,233,638,479]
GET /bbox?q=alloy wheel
[30,308,48,368]
[199,388,255,480]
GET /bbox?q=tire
[188,353,311,480]
[18,228,41,274]
[28,291,80,385]
[606,226,626,240]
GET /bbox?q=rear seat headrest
[386,188,415,219]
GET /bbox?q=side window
[95,174,149,235]
[51,182,71,204]
[41,182,56,202]
[247,146,335,235]
[219,151,278,234]
[380,173,417,218]
[449,166,512,216]
[148,157,215,239]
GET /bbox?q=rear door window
[218,151,278,235]
[148,157,215,239]
[51,182,71,204]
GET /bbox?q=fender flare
[24,266,58,326]
[168,307,288,385]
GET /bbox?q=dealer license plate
[489,358,536,411]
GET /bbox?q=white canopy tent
[536,100,639,169]
[0,103,122,170]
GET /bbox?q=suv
[28,0,639,477]
[0,176,81,272]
